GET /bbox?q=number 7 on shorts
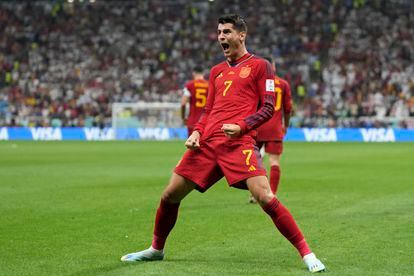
[242,149,256,171]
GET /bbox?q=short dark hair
[218,14,247,32]
[193,65,204,74]
[264,56,275,64]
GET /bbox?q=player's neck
[227,52,250,67]
[227,48,248,63]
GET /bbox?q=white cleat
[249,195,257,204]
[121,246,164,262]
[303,253,326,273]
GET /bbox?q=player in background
[121,14,325,273]
[180,66,209,136]
[250,57,293,203]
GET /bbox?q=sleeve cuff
[193,127,203,136]
[235,120,248,134]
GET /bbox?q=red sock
[262,198,312,257]
[269,165,281,194]
[151,199,180,250]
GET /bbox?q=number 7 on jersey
[223,80,233,96]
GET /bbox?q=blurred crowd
[306,0,414,128]
[0,0,413,128]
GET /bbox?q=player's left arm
[235,60,276,134]
[282,81,293,135]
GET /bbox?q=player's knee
[269,160,280,167]
[161,173,190,203]
[161,191,179,204]
[161,185,185,204]
[254,191,275,207]
[268,154,280,167]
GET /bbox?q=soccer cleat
[303,253,326,273]
[249,195,257,204]
[120,246,164,262]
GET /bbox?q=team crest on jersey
[239,66,251,78]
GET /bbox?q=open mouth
[221,43,230,51]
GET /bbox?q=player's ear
[239,31,246,43]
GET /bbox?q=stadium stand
[0,0,413,127]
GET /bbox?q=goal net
[111,102,186,140]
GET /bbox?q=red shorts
[174,139,266,192]
[257,141,283,155]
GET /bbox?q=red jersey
[183,79,209,128]
[257,76,293,141]
[194,53,275,142]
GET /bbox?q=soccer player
[121,14,325,273]
[250,57,293,203]
[180,66,209,136]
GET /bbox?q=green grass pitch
[0,141,413,275]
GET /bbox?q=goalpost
[111,102,185,140]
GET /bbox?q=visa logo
[84,128,113,141]
[137,128,170,140]
[30,127,62,140]
[303,128,337,142]
[360,128,395,142]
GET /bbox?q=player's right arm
[192,67,217,137]
[180,84,191,125]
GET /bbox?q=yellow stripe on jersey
[195,82,208,88]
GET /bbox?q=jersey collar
[227,53,254,68]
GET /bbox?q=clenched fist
[185,131,201,150]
